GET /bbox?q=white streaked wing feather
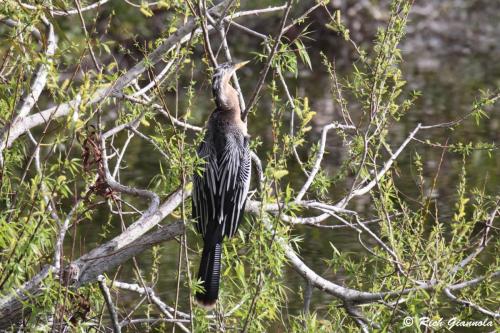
[193,133,251,239]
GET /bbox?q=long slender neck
[213,75,241,114]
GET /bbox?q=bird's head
[212,61,249,108]
[212,61,249,83]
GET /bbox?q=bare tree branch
[0,1,285,152]
[97,275,122,333]
[242,0,293,121]
[20,0,111,16]
[295,122,355,202]
[335,124,422,208]
[111,280,191,333]
[443,288,500,319]
[13,21,56,120]
[0,205,186,329]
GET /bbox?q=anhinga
[192,61,251,308]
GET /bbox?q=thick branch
[1,1,285,150]
[14,22,56,120]
[254,213,500,305]
[72,191,187,286]
[0,20,56,164]
[0,204,186,330]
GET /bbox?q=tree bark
[0,189,187,330]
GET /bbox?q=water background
[64,1,499,331]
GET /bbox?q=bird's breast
[208,111,248,137]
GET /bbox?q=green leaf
[273,169,288,180]
[140,3,154,17]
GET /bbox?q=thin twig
[444,288,499,318]
[111,280,190,333]
[295,122,355,202]
[242,0,293,121]
[97,275,121,333]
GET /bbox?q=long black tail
[195,242,222,309]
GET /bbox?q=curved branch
[444,288,500,319]
[252,212,500,306]
[0,20,56,164]
[0,198,186,330]
[335,124,422,209]
[111,280,190,333]
[295,122,356,202]
[14,22,56,120]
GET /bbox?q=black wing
[192,135,251,243]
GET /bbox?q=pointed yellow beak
[234,60,250,70]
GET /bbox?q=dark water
[70,1,499,330]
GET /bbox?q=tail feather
[195,243,222,309]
